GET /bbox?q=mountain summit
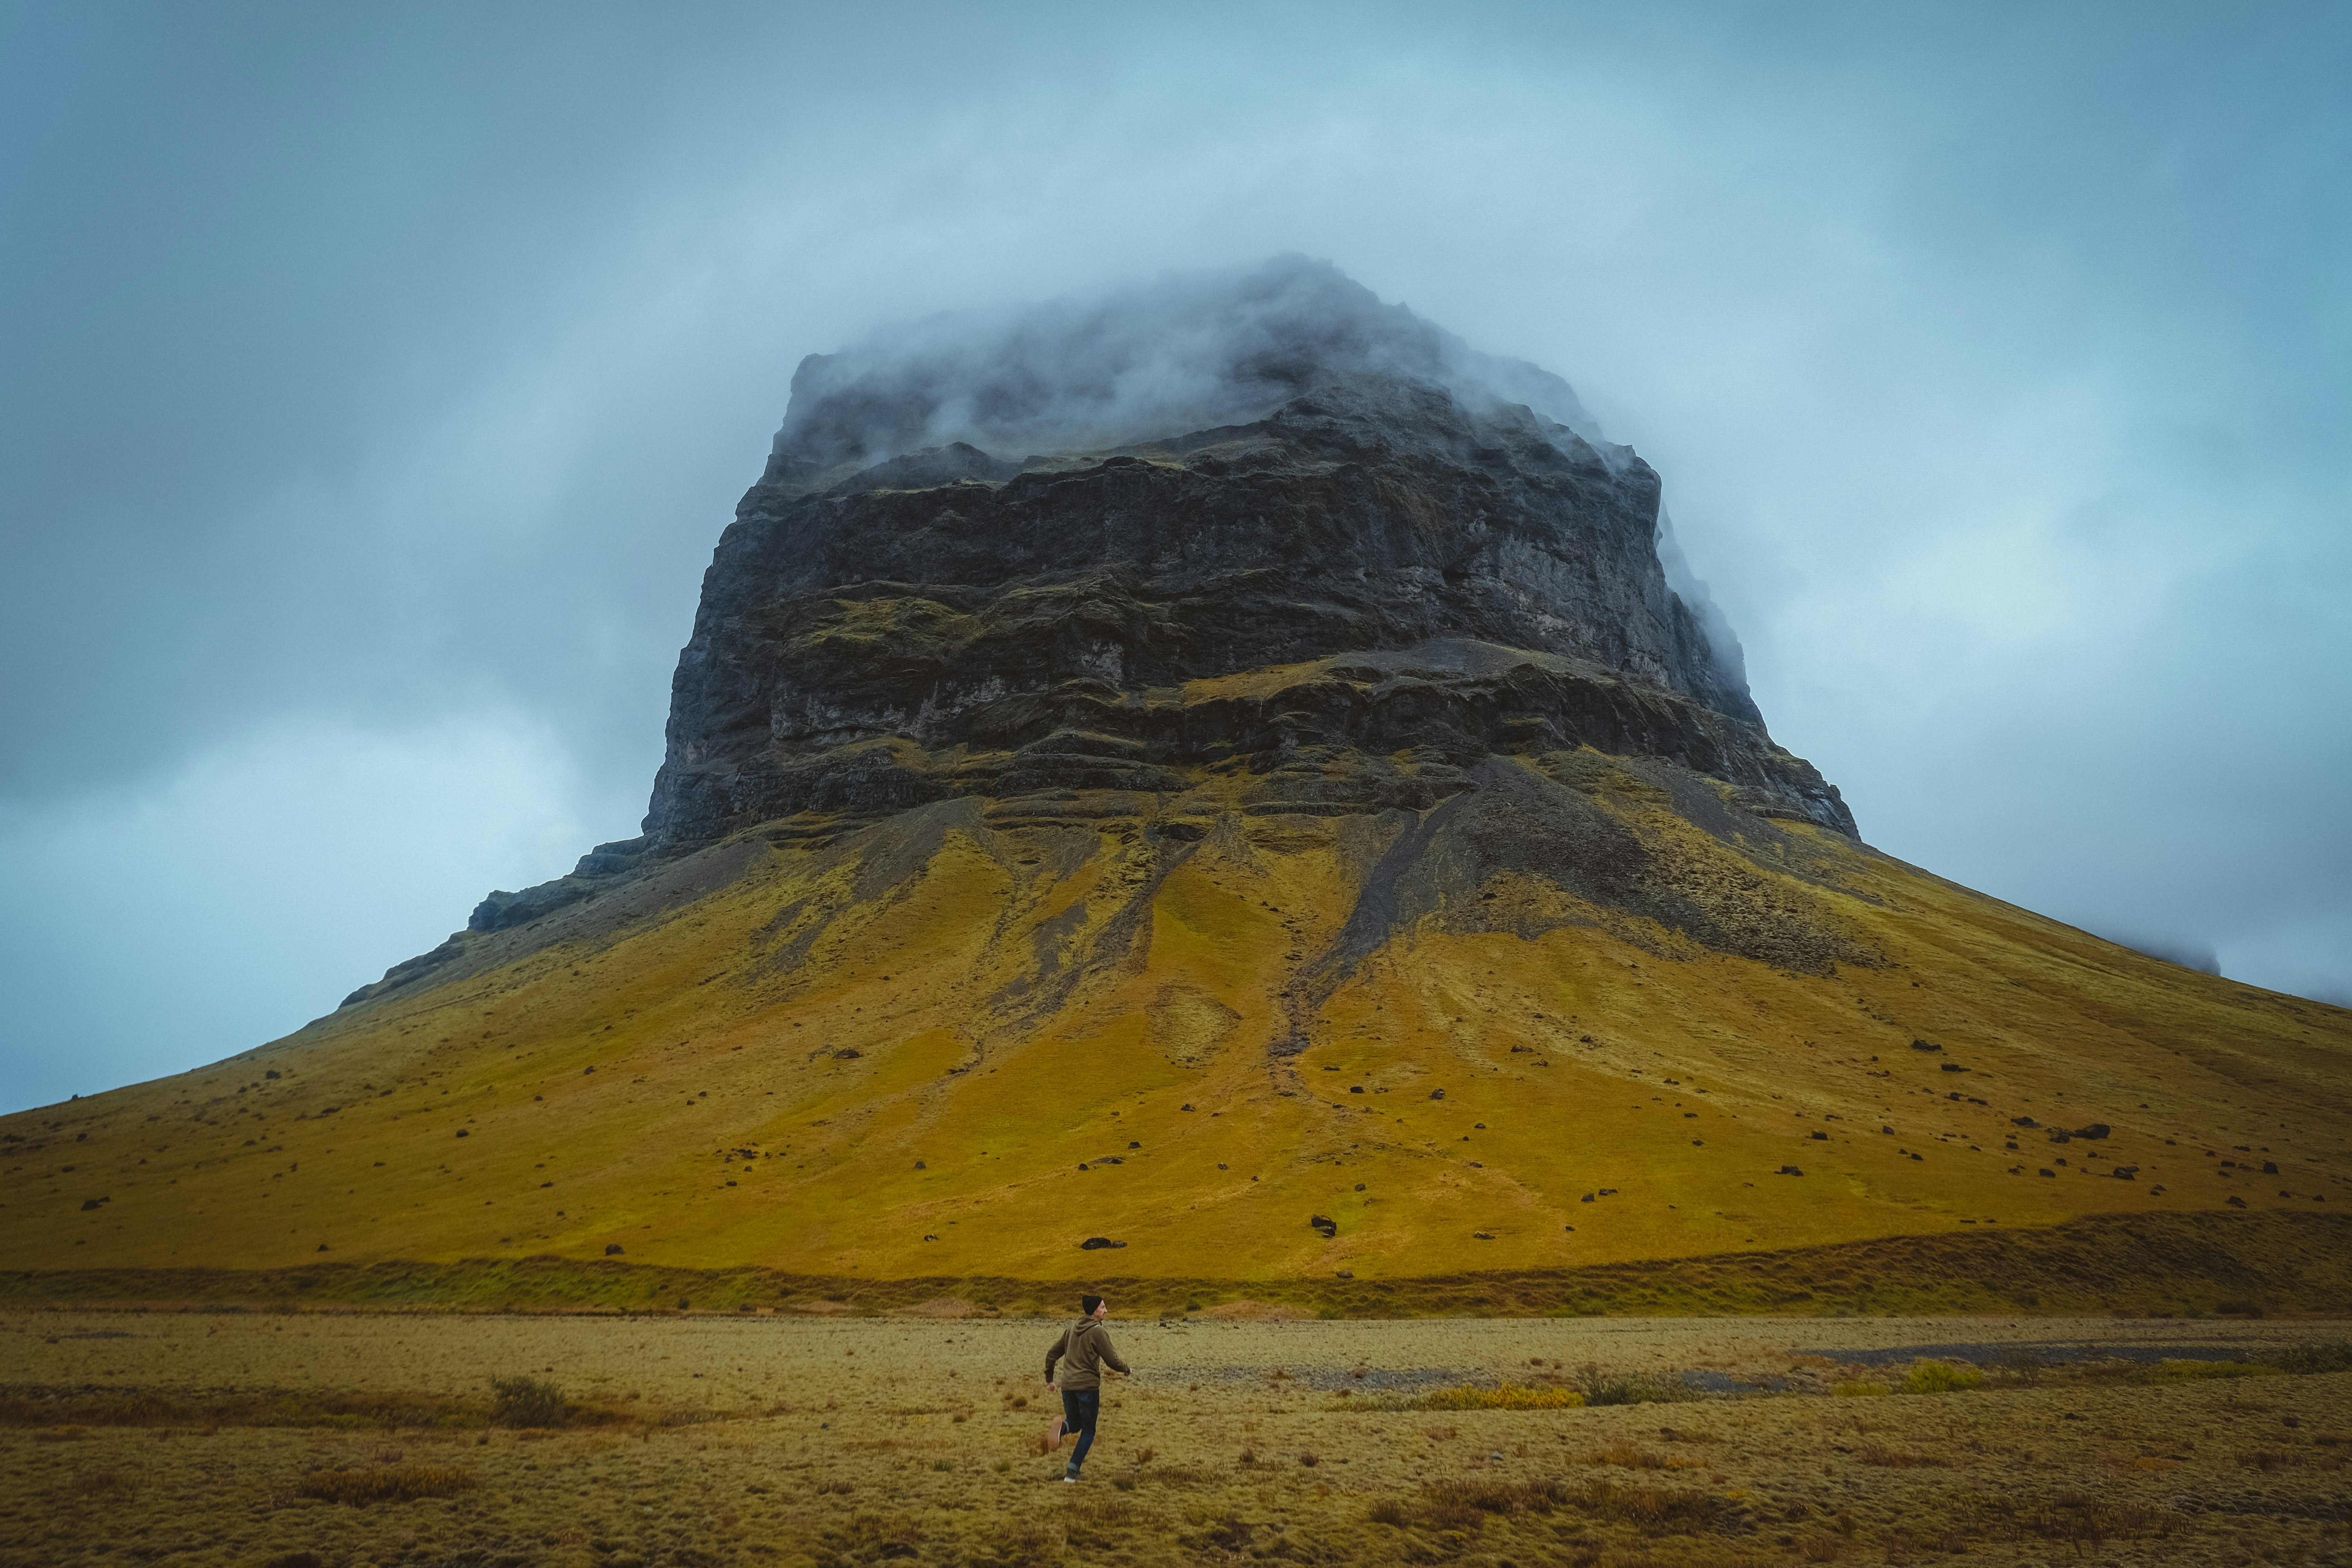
[8,260,2345,1309]
[488,257,1835,935]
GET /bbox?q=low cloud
[772,254,1606,472]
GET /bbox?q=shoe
[1062,1472,1080,1483]
[1046,1415,1065,1451]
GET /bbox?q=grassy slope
[5,753,2347,1306]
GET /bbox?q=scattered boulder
[833,1048,861,1060]
[2263,1160,2279,1174]
[1429,1089,1445,1100]
[1910,1040,1941,1052]
[2011,1116,2038,1127]
[605,1244,625,1255]
[1309,1215,1338,1238]
[1809,1131,1828,1141]
[1473,1231,1495,1240]
[1777,1166,1805,1176]
[1079,1237,1126,1250]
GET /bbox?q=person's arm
[1044,1327,1069,1386]
[1097,1329,1131,1377]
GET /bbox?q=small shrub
[1133,1445,1156,1466]
[2008,1490,2169,1550]
[490,1375,571,1429]
[1901,1361,1982,1394]
[1367,1498,1411,1527]
[1179,1514,1256,1553]
[2274,1341,2352,1375]
[1582,1441,1700,1470]
[1796,1534,1846,1561]
[1425,1479,1565,1518]
[1420,1383,1586,1411]
[1147,1465,1213,1486]
[298,1466,479,1506]
[1858,1445,1944,1468]
[1572,1363,1684,1406]
[1577,1479,1722,1536]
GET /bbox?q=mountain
[6,258,2348,1313]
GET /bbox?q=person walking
[1042,1293,1129,1481]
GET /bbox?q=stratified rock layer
[641,373,1838,871]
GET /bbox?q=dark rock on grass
[1309,1215,1338,1238]
[1080,1237,1126,1250]
[605,1244,625,1255]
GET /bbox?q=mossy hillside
[4,751,2346,1291]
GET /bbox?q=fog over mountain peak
[770,255,1608,473]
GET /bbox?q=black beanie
[1081,1294,1104,1316]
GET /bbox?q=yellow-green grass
[5,752,2347,1300]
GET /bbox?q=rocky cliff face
[406,259,1848,960]
[630,262,1842,874]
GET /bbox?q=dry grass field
[4,1308,2348,1568]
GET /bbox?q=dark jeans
[1059,1388,1100,1470]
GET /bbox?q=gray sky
[4,1,2347,1112]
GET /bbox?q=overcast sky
[4,1,2347,1112]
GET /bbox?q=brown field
[4,1308,2348,1568]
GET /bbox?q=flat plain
[4,1308,2348,1568]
